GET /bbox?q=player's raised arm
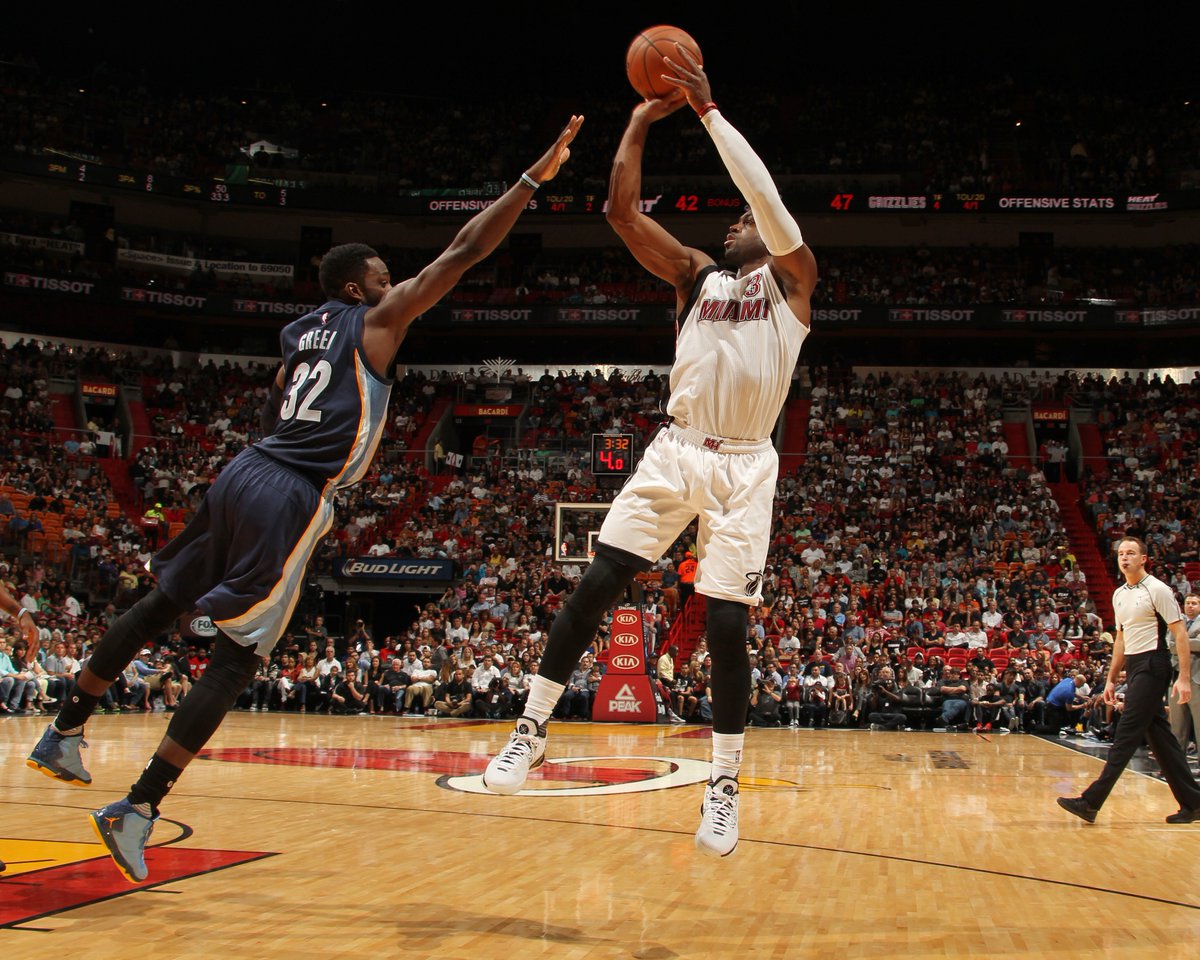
[606,96,714,299]
[363,115,583,352]
[663,47,818,313]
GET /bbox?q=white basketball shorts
[597,423,777,605]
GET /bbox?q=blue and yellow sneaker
[27,725,92,786]
[90,799,156,883]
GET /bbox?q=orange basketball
[625,25,703,101]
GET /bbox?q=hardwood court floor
[3,713,1200,959]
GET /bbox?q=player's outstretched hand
[527,115,584,184]
[634,91,687,123]
[662,44,713,114]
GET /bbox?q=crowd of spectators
[4,342,1199,752]
[6,205,1200,311]
[4,57,1195,195]
[1075,370,1200,575]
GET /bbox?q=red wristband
[697,101,718,119]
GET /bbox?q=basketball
[625,25,703,101]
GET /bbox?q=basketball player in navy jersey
[27,115,582,883]
[484,50,816,857]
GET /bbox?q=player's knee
[568,551,640,615]
[203,634,260,698]
[86,588,184,682]
[706,597,749,648]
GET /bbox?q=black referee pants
[1082,649,1200,811]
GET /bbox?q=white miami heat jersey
[667,264,808,440]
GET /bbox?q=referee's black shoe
[1057,796,1099,823]
[1165,807,1200,824]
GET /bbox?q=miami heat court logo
[197,743,807,798]
[0,819,272,929]
[440,755,712,796]
[198,745,712,797]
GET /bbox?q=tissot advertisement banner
[3,272,97,296]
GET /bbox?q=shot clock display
[590,433,635,476]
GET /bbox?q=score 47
[829,193,854,211]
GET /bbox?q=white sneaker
[483,716,547,795]
[695,775,739,857]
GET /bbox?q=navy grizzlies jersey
[256,301,393,488]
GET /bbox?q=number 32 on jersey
[279,360,332,422]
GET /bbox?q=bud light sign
[334,557,455,582]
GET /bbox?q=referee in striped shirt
[1058,536,1200,824]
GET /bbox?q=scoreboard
[590,433,635,476]
[12,157,1188,217]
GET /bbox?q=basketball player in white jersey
[484,47,817,857]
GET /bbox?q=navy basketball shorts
[151,447,335,656]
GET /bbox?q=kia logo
[613,633,640,646]
[611,655,640,670]
[615,612,638,625]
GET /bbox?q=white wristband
[701,109,803,256]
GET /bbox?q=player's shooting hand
[662,44,713,114]
[634,92,687,123]
[527,115,584,184]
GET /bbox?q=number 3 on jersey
[279,360,332,422]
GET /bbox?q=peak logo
[608,683,643,712]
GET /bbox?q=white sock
[711,732,744,781]
[523,676,565,725]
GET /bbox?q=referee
[1058,537,1200,824]
[1169,593,1200,751]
